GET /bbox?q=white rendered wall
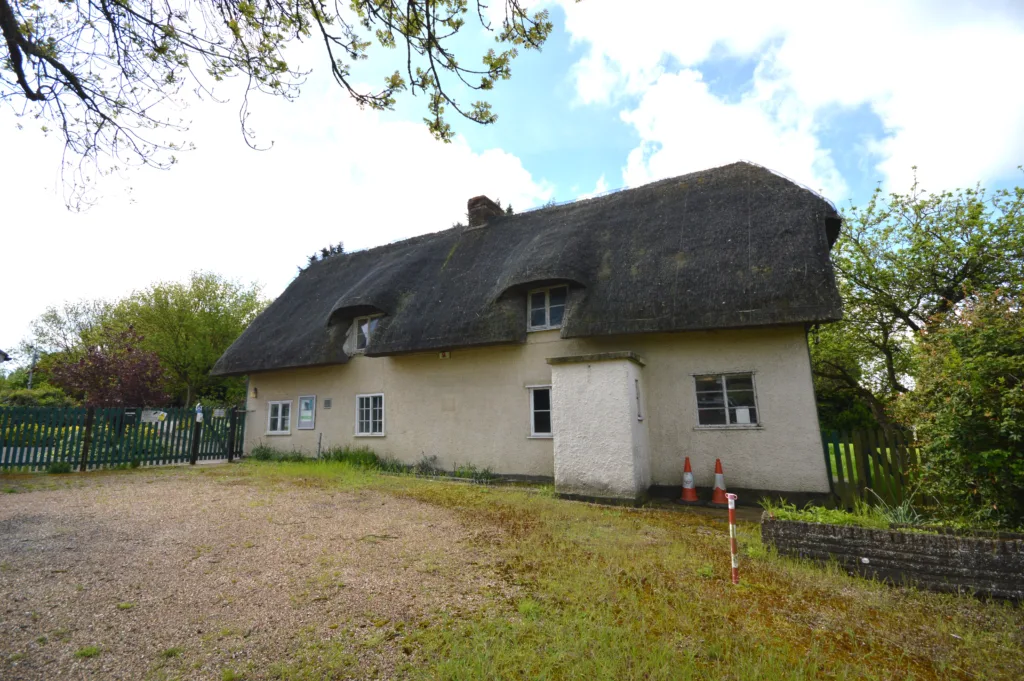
[243,325,829,494]
[550,359,651,501]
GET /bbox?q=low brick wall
[761,516,1024,600]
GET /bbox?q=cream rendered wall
[550,359,651,500]
[626,361,652,493]
[244,324,830,494]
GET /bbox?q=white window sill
[355,433,386,438]
[693,425,763,431]
[527,326,562,333]
[265,431,291,436]
[528,434,553,439]
[296,426,315,431]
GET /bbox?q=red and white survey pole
[726,492,739,584]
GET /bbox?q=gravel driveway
[0,466,505,680]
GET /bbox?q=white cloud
[0,74,552,353]
[620,69,846,199]
[558,0,1024,194]
[578,173,609,199]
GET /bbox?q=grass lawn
[3,461,1021,680]
[250,461,1021,680]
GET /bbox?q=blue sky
[2,0,1023,355]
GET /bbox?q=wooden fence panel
[822,429,920,508]
[0,405,242,472]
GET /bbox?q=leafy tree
[24,299,110,355]
[812,174,1024,427]
[50,327,169,407]
[0,1,552,203]
[907,292,1024,526]
[108,272,266,405]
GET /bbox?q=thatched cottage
[213,162,843,503]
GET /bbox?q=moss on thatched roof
[213,162,842,376]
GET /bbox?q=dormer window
[353,315,381,351]
[528,286,568,331]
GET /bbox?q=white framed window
[694,373,759,427]
[353,315,382,352]
[528,385,552,437]
[355,393,385,436]
[267,400,292,434]
[527,286,568,331]
[297,395,316,430]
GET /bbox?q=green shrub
[760,498,891,530]
[0,385,77,407]
[414,454,442,476]
[249,444,308,463]
[376,455,408,474]
[320,446,379,467]
[908,293,1024,527]
[47,461,73,474]
[451,462,498,481]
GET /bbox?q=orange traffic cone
[709,458,728,507]
[678,457,700,504]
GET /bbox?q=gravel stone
[0,467,506,679]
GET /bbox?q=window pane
[530,292,546,311]
[695,376,722,393]
[548,304,564,327]
[549,287,567,306]
[357,319,369,349]
[530,307,546,327]
[534,410,552,434]
[368,317,379,336]
[270,403,279,419]
[696,391,725,408]
[698,408,727,425]
[726,390,756,407]
[726,374,754,391]
[730,407,757,425]
[269,414,279,431]
[532,389,550,411]
[281,403,290,420]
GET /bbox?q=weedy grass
[74,646,101,659]
[226,460,1024,681]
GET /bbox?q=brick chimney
[467,195,504,228]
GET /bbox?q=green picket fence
[0,405,246,472]
[821,429,921,509]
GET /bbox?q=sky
[2,0,1023,358]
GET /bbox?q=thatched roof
[213,162,842,376]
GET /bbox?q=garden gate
[0,405,246,472]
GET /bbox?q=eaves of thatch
[212,162,843,376]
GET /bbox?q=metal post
[79,407,96,472]
[726,493,739,585]
[189,403,203,466]
[226,408,237,463]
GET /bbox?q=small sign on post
[195,402,204,423]
[213,408,226,419]
[140,410,167,424]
